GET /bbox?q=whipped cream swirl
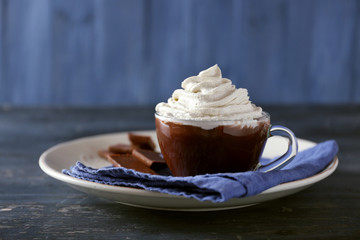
[155,65,263,127]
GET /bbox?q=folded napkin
[63,140,338,203]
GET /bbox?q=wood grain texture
[353,1,360,102]
[0,0,359,106]
[0,105,359,239]
[0,1,3,101]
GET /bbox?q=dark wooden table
[1,105,359,239]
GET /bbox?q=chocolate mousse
[155,117,270,176]
[155,64,270,176]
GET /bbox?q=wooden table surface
[0,105,359,239]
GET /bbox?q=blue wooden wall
[0,0,359,106]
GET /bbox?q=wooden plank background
[0,0,359,106]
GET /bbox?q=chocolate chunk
[104,153,122,167]
[132,149,167,169]
[108,143,133,154]
[97,133,164,175]
[128,133,156,151]
[97,150,112,159]
[106,154,157,175]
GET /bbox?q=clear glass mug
[155,112,298,177]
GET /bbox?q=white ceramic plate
[39,130,338,211]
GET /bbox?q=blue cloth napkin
[62,140,338,203]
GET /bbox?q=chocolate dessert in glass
[155,65,297,177]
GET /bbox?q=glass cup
[155,112,298,177]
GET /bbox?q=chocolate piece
[132,149,167,169]
[108,143,133,154]
[105,153,122,167]
[128,133,156,151]
[98,150,112,159]
[107,154,157,175]
[97,133,163,174]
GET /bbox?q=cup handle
[255,125,298,172]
